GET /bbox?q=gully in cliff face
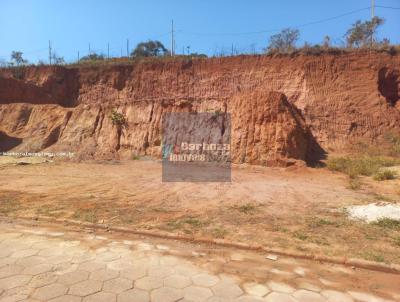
[0,131,22,152]
[378,67,400,107]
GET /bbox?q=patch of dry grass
[211,227,229,239]
[360,251,386,263]
[327,156,400,178]
[373,218,400,230]
[0,198,21,215]
[348,177,362,190]
[329,134,400,181]
[72,208,98,223]
[164,217,210,232]
[373,170,397,181]
[231,203,258,214]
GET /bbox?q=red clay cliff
[0,52,399,165]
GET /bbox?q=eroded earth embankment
[0,52,399,165]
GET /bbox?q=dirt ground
[0,156,399,265]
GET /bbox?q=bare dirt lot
[0,157,399,265]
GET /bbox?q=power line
[177,7,372,37]
[375,5,400,10]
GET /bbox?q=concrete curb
[6,215,400,275]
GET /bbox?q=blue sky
[0,0,399,63]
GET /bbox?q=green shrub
[109,109,126,126]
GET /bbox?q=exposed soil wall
[0,52,399,165]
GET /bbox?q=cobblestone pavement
[0,220,398,302]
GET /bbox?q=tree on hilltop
[79,52,105,61]
[346,16,385,47]
[51,52,65,65]
[266,28,300,54]
[131,40,169,57]
[11,51,28,66]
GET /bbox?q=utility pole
[371,0,375,47]
[171,20,174,56]
[371,0,375,19]
[48,40,52,65]
[77,51,80,62]
[107,43,110,59]
[88,43,91,55]
[127,39,129,57]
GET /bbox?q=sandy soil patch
[0,157,399,264]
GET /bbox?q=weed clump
[348,177,362,190]
[165,217,209,231]
[211,227,228,238]
[293,231,309,241]
[232,203,257,214]
[373,170,397,181]
[385,132,400,157]
[109,109,126,126]
[373,218,400,230]
[326,156,400,178]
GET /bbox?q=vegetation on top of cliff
[346,16,385,48]
[266,28,300,54]
[79,53,106,62]
[10,51,27,66]
[0,14,398,68]
[130,40,169,57]
[266,16,391,55]
[2,47,398,71]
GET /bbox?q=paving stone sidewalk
[0,220,398,302]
